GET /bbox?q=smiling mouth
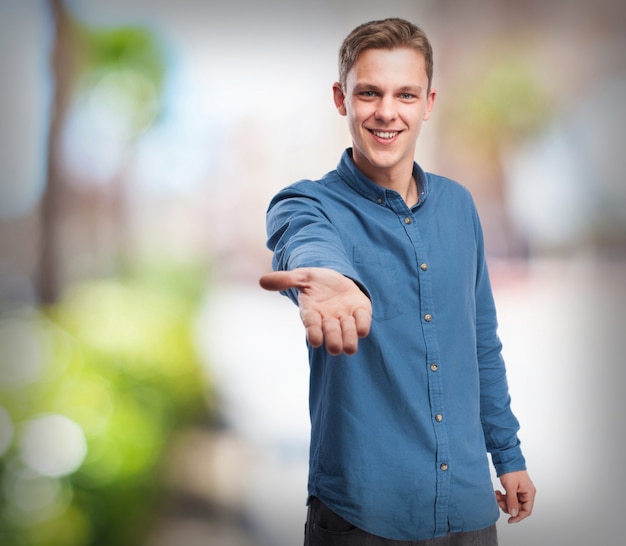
[370,130,399,140]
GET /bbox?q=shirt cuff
[491,444,527,477]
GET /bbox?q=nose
[375,95,397,122]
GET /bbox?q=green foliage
[0,262,213,546]
[70,16,168,135]
[441,50,553,158]
[462,57,551,140]
[77,25,165,88]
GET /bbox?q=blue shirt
[265,149,526,540]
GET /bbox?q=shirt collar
[336,148,429,209]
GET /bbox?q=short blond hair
[338,18,434,92]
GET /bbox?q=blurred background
[0,0,624,544]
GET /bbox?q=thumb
[504,485,519,519]
[259,270,301,292]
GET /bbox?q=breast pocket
[353,245,403,322]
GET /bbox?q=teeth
[373,130,398,139]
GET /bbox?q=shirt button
[424,313,432,322]
[404,217,412,224]
[440,463,448,471]
[430,363,439,372]
[420,263,428,271]
[435,414,443,422]
[377,197,383,204]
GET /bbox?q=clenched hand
[496,470,536,524]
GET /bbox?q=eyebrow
[398,85,423,94]
[353,83,423,94]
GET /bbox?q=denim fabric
[267,149,526,540]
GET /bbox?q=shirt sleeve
[265,181,369,305]
[472,205,527,476]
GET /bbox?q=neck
[348,149,417,206]
[367,166,417,206]
[403,177,419,207]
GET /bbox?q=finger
[494,490,508,513]
[513,503,530,522]
[321,317,343,355]
[514,490,535,522]
[495,490,520,522]
[300,308,323,348]
[353,306,372,338]
[340,315,359,355]
[506,496,520,521]
[503,486,520,522]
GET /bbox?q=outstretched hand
[496,470,536,524]
[259,267,372,355]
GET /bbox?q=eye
[360,90,378,97]
[399,93,417,100]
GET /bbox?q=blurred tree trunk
[38,0,75,304]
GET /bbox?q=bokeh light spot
[0,316,45,390]
[19,414,88,477]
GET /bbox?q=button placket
[399,199,450,535]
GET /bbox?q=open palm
[259,267,372,355]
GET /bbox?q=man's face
[333,47,436,186]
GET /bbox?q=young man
[260,18,535,545]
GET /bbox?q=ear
[332,82,347,116]
[423,87,437,121]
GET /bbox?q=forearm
[266,187,363,301]
[473,231,525,474]
[479,350,526,475]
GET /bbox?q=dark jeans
[304,496,498,546]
